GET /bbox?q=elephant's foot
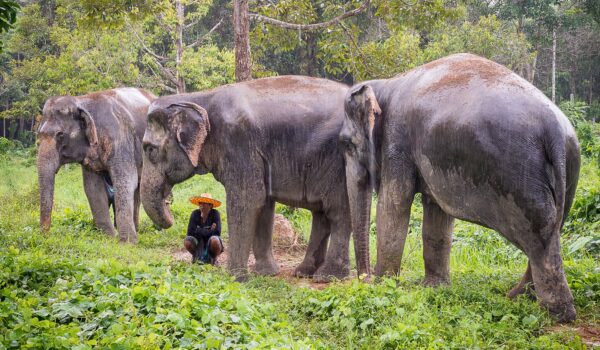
[312,262,349,283]
[229,267,250,282]
[545,300,577,324]
[507,263,535,300]
[374,262,401,278]
[421,275,450,287]
[293,261,319,278]
[97,224,117,237]
[507,282,536,300]
[253,258,280,276]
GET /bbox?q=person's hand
[211,223,217,230]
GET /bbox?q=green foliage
[0,0,234,134]
[1,152,599,348]
[560,101,600,163]
[423,15,533,71]
[0,0,19,51]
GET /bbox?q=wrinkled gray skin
[141,76,371,281]
[341,53,580,323]
[37,88,156,243]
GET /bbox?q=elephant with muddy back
[341,53,580,322]
[140,76,371,281]
[37,88,156,243]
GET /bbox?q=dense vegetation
[1,0,599,144]
[0,0,599,348]
[0,117,599,348]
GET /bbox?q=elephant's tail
[562,136,581,229]
[544,122,579,240]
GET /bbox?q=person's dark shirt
[186,208,221,241]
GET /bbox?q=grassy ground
[0,152,598,349]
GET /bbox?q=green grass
[0,153,598,349]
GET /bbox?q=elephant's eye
[56,131,65,143]
[144,143,159,162]
[339,135,354,150]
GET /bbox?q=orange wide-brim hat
[189,193,221,208]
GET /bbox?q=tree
[0,0,19,52]
[126,0,226,92]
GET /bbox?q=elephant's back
[389,54,578,232]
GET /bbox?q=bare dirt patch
[547,323,600,347]
[172,214,332,289]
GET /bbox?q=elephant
[140,76,370,281]
[340,53,580,322]
[37,88,156,243]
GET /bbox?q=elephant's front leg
[226,191,264,281]
[294,210,329,278]
[252,199,280,276]
[421,194,454,286]
[82,167,117,236]
[313,209,350,282]
[374,176,416,277]
[111,165,138,243]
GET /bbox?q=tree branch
[156,14,174,33]
[187,17,224,48]
[128,22,169,61]
[338,21,373,76]
[249,0,370,31]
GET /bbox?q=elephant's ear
[77,107,99,147]
[168,102,210,167]
[348,84,381,138]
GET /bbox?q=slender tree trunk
[552,28,557,103]
[233,0,252,82]
[3,117,5,138]
[175,0,186,93]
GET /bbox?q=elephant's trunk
[37,137,60,232]
[141,163,174,228]
[345,156,372,279]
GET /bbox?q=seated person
[184,193,224,264]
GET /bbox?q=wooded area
[0,0,599,144]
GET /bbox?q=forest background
[0,0,600,348]
[0,0,599,145]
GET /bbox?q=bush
[0,137,21,154]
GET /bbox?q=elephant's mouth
[159,185,175,228]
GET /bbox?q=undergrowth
[0,153,598,349]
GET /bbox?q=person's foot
[208,236,223,265]
[184,237,199,263]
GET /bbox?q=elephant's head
[141,102,210,228]
[37,96,99,231]
[339,84,381,278]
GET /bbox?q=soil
[547,323,600,347]
[171,214,332,289]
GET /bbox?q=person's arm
[209,210,221,236]
[187,210,200,238]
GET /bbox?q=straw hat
[189,193,221,208]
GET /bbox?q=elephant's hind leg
[313,209,350,283]
[82,168,116,237]
[527,234,576,323]
[253,199,280,276]
[421,194,454,286]
[294,211,329,278]
[507,262,535,300]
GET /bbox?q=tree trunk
[175,0,186,93]
[552,28,556,103]
[233,0,252,82]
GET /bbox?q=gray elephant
[140,76,370,281]
[37,88,156,243]
[340,53,580,322]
